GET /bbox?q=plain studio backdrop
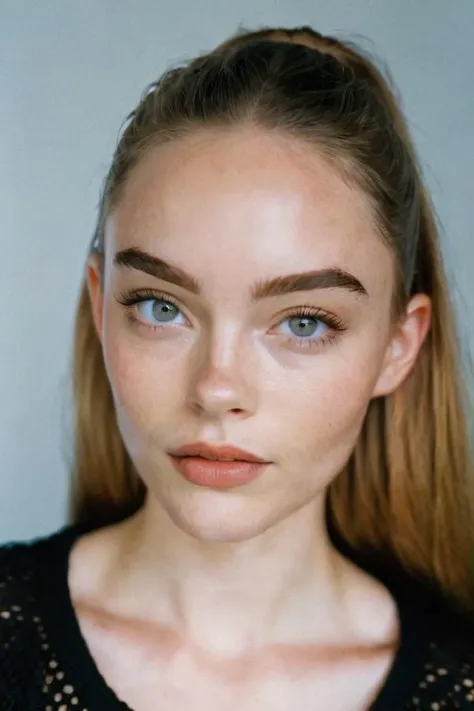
[1,1,473,542]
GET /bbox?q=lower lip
[169,455,268,488]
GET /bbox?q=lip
[169,455,269,488]
[169,441,268,463]
[168,441,270,489]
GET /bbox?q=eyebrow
[113,247,368,299]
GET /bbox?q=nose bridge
[188,317,256,415]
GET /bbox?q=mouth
[167,441,271,488]
[169,441,269,464]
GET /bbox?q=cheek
[101,321,186,437]
[270,347,383,466]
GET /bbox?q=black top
[1,526,474,710]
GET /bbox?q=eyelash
[116,288,347,351]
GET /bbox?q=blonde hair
[70,26,474,612]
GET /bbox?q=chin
[165,489,277,543]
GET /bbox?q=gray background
[1,1,473,542]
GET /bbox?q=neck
[95,495,365,656]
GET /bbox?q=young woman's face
[89,127,429,541]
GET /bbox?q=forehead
[106,127,393,296]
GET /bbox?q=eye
[137,298,185,326]
[280,314,328,340]
[116,289,187,329]
[273,306,346,350]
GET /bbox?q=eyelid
[117,288,181,308]
[274,303,344,325]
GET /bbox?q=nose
[186,332,257,418]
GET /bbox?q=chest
[76,609,395,711]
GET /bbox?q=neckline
[38,525,133,710]
[37,525,432,711]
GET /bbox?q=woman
[1,24,474,710]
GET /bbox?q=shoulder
[410,629,474,708]
[0,532,57,647]
[0,535,44,638]
[0,529,76,706]
[0,527,76,634]
[0,535,47,703]
[352,546,474,708]
[400,584,474,708]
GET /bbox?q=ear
[86,254,104,343]
[372,293,432,398]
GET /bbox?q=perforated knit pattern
[1,533,474,710]
[0,540,89,710]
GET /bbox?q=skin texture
[76,126,431,709]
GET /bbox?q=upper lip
[170,442,268,463]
